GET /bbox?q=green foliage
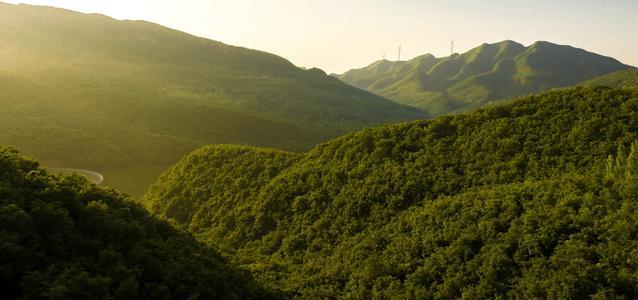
[0,147,273,299]
[0,2,425,193]
[338,40,632,116]
[143,87,638,298]
[606,141,638,182]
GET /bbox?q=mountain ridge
[0,2,425,195]
[0,1,426,165]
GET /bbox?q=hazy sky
[5,0,638,73]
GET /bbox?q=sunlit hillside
[0,2,425,195]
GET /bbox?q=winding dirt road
[47,168,104,184]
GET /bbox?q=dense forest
[143,87,638,298]
[0,147,273,299]
[338,40,632,116]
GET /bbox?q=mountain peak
[529,40,569,50]
[498,40,524,47]
[412,53,437,61]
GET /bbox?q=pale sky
[5,0,638,73]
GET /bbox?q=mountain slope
[582,69,638,88]
[143,87,638,297]
[0,2,426,194]
[338,40,633,116]
[0,146,273,299]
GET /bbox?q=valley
[45,164,164,198]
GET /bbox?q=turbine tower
[398,44,402,61]
[450,40,455,55]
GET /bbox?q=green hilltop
[337,40,634,116]
[142,87,638,298]
[0,147,275,299]
[0,2,425,195]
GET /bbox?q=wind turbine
[451,40,455,55]
[398,44,402,61]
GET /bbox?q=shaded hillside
[583,69,638,88]
[0,2,425,168]
[338,40,632,116]
[0,146,273,299]
[143,87,638,298]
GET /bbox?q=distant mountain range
[337,40,634,116]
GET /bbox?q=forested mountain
[0,2,425,194]
[143,87,638,298]
[583,69,638,89]
[0,147,273,299]
[337,40,633,116]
